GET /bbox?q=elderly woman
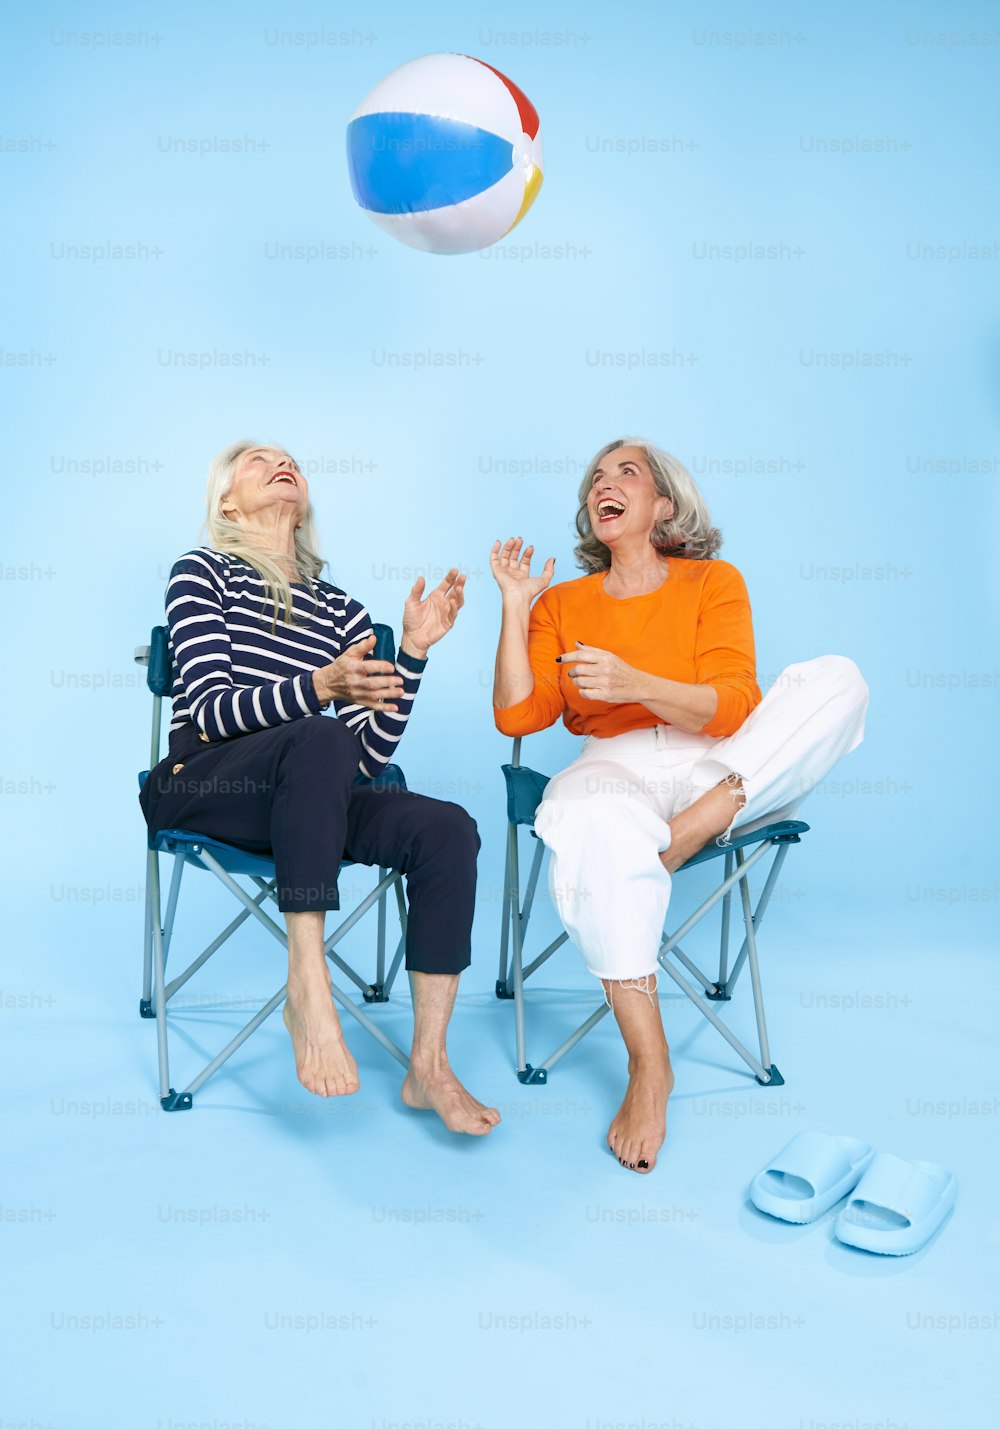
[491,439,868,1173]
[140,440,499,1137]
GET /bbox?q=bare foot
[282,990,359,1098]
[401,1056,501,1136]
[607,1052,674,1172]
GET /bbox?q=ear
[655,493,674,524]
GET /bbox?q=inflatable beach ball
[346,53,543,255]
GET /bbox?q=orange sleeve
[493,589,566,736]
[694,562,762,737]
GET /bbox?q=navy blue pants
[139,717,479,975]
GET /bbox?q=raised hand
[402,568,466,656]
[489,538,555,604]
[313,633,405,711]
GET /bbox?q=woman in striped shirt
[140,440,499,1137]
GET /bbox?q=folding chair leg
[140,848,156,1018]
[368,866,388,1001]
[508,826,532,1078]
[378,882,408,997]
[722,841,792,997]
[148,850,184,1108]
[656,953,781,1085]
[737,850,781,1084]
[706,850,734,1001]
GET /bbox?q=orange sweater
[494,558,761,741]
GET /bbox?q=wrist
[400,634,429,661]
[632,667,656,704]
[501,590,533,612]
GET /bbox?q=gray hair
[574,438,722,572]
[204,439,325,624]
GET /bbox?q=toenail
[638,1159,649,1169]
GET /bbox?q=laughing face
[220,445,309,526]
[587,445,672,551]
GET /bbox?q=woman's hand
[401,568,466,657]
[557,643,647,704]
[489,538,555,604]
[313,634,404,711]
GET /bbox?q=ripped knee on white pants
[603,973,658,1010]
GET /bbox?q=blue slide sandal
[749,1131,875,1223]
[834,1153,957,1256]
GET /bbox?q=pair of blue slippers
[749,1130,957,1255]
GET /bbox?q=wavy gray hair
[574,438,722,572]
[204,439,325,625]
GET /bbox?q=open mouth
[267,470,297,486]
[596,498,626,523]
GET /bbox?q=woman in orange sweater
[492,439,868,1174]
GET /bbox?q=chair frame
[496,735,808,1087]
[135,624,411,1112]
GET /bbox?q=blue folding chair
[135,623,411,1111]
[496,735,809,1086]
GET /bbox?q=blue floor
[3,892,995,1429]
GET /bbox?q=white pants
[533,655,869,982]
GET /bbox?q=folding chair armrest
[501,763,551,828]
[359,762,407,793]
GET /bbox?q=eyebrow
[246,447,297,464]
[593,460,637,477]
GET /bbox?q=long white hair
[204,439,325,623]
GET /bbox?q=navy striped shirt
[165,547,426,778]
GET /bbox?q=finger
[433,566,460,594]
[408,576,426,600]
[357,659,397,676]
[556,648,598,665]
[519,544,534,568]
[343,634,377,659]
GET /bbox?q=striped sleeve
[166,552,322,741]
[331,595,427,780]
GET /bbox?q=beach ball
[346,53,544,255]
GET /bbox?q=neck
[234,508,300,577]
[605,540,669,595]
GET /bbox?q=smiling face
[220,445,309,526]
[586,445,672,551]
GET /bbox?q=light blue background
[3,2,998,1427]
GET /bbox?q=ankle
[408,1046,450,1077]
[286,970,332,1004]
[627,1047,671,1075]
